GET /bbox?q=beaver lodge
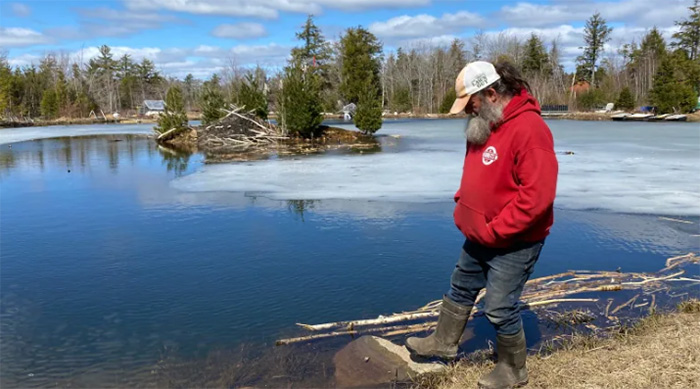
[156,105,380,162]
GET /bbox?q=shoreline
[415,299,700,389]
[3,111,698,129]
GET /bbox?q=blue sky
[0,0,693,78]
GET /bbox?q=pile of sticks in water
[277,253,699,345]
[198,105,287,151]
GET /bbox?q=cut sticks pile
[198,105,287,151]
[276,253,698,345]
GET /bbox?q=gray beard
[464,100,504,145]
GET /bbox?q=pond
[1,119,698,387]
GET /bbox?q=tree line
[1,1,699,135]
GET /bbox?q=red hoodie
[454,90,558,248]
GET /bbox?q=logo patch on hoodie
[482,146,498,165]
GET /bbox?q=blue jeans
[447,239,544,336]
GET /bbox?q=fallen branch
[281,254,698,345]
[296,311,437,332]
[622,270,684,286]
[276,330,358,346]
[611,294,640,315]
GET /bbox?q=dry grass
[414,299,700,389]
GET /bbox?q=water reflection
[287,199,317,221]
[157,145,192,177]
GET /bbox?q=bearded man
[406,61,558,389]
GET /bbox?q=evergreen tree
[238,70,268,120]
[155,85,187,134]
[40,89,59,119]
[280,62,323,137]
[0,56,11,117]
[200,88,225,125]
[615,87,635,110]
[390,87,412,113]
[522,34,550,75]
[339,27,383,104]
[290,15,332,77]
[650,51,699,113]
[576,12,613,87]
[577,89,605,110]
[672,0,700,61]
[439,88,456,114]
[447,39,467,74]
[200,75,225,125]
[354,82,382,134]
[183,73,197,112]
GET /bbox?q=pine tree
[576,12,613,87]
[672,0,700,61]
[439,88,456,114]
[650,52,699,113]
[40,89,59,119]
[615,87,635,110]
[339,27,383,104]
[354,82,382,135]
[200,75,225,125]
[0,56,11,118]
[290,15,332,76]
[238,70,268,120]
[155,85,187,134]
[200,87,225,125]
[522,34,550,75]
[281,63,323,138]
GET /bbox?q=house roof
[144,100,165,110]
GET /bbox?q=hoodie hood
[499,89,541,126]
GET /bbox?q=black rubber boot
[478,328,528,389]
[405,296,471,359]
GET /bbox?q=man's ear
[486,88,498,103]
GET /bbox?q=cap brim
[449,94,471,115]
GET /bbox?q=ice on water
[3,119,698,216]
[172,120,700,216]
[0,123,155,145]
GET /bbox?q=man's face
[464,88,497,115]
[463,88,505,145]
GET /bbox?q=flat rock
[333,336,446,388]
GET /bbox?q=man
[405,61,558,389]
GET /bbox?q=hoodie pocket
[454,201,495,246]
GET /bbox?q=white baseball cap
[449,61,501,114]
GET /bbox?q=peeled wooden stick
[665,253,696,268]
[296,298,597,333]
[658,217,694,224]
[526,271,576,285]
[666,277,700,283]
[296,311,438,332]
[611,294,640,315]
[521,298,599,309]
[622,270,684,286]
[276,330,358,345]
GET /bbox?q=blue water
[1,123,698,387]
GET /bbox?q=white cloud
[0,27,51,48]
[496,0,689,28]
[125,0,315,19]
[212,23,267,39]
[478,24,681,71]
[7,53,40,67]
[370,11,484,40]
[10,2,31,17]
[7,43,290,79]
[124,0,429,19]
[74,7,182,38]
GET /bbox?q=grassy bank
[414,299,700,389]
